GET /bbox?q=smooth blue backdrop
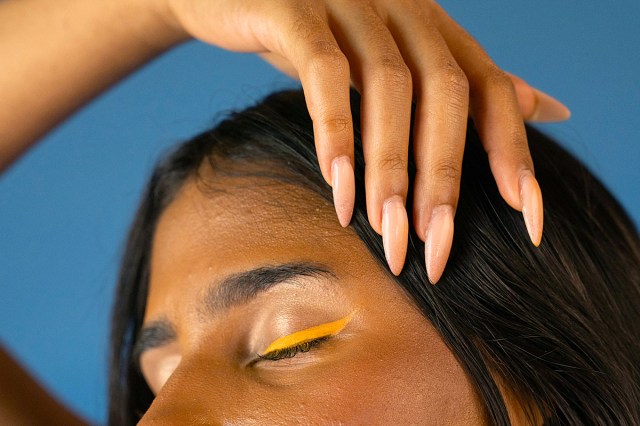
[1,2,638,423]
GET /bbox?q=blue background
[1,2,638,423]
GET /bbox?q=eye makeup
[257,311,355,361]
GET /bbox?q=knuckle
[306,44,349,76]
[435,61,469,111]
[431,160,462,187]
[372,53,412,90]
[484,66,514,92]
[376,151,408,173]
[317,113,352,135]
[443,63,470,96]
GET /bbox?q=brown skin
[0,347,87,425]
[139,175,488,424]
[0,1,566,420]
[0,0,566,280]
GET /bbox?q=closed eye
[254,311,354,363]
[257,335,331,361]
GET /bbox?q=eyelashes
[255,311,354,363]
[258,335,331,361]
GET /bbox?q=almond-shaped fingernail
[520,172,544,246]
[382,195,408,276]
[425,205,454,285]
[331,156,355,227]
[529,88,571,122]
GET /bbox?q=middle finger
[381,1,470,284]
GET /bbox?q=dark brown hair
[109,89,640,425]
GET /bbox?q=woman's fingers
[258,52,571,125]
[327,0,412,275]
[173,0,572,280]
[261,2,357,227]
[255,1,565,281]
[381,3,467,283]
[168,0,359,227]
[508,73,571,122]
[258,52,571,124]
[426,1,544,248]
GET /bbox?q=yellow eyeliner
[260,311,354,355]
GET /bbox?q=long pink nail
[382,195,408,276]
[529,88,571,122]
[520,172,544,246]
[425,205,454,285]
[331,156,355,227]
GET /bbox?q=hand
[159,0,570,282]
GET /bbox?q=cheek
[300,326,485,425]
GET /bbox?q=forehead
[146,176,368,322]
[153,175,347,258]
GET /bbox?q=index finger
[264,2,356,227]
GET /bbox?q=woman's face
[138,175,486,424]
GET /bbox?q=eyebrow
[133,317,176,365]
[134,262,336,364]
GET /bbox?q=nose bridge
[138,353,238,425]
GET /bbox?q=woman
[107,88,640,424]
[1,0,625,424]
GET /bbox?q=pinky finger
[508,73,571,122]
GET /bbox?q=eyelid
[259,311,355,356]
